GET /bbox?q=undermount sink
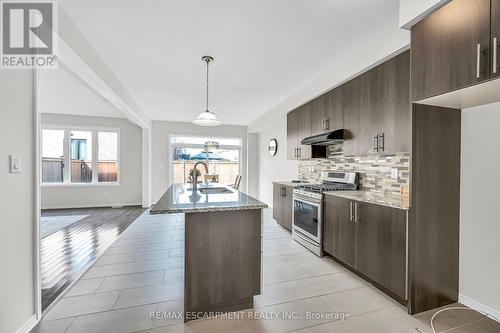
[198,187,233,194]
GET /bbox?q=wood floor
[32,209,500,333]
[40,206,145,312]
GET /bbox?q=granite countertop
[325,190,410,211]
[150,183,268,214]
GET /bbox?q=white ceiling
[60,0,404,125]
[39,68,125,119]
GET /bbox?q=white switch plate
[390,168,398,179]
[9,155,21,174]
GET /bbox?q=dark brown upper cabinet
[326,86,344,131]
[297,104,312,160]
[492,0,500,79]
[287,51,410,158]
[411,0,492,101]
[310,88,344,136]
[344,51,410,156]
[343,68,378,156]
[286,109,299,160]
[286,106,311,160]
[377,50,411,153]
[310,94,328,136]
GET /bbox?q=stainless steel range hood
[301,129,345,146]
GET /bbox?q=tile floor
[32,209,500,333]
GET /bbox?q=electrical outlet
[390,168,398,179]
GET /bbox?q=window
[170,135,241,185]
[98,132,118,182]
[42,129,65,183]
[70,130,92,183]
[41,127,119,185]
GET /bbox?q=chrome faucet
[192,161,208,191]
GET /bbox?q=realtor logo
[1,0,58,69]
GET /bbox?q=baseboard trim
[15,314,39,333]
[459,293,500,323]
[41,202,142,210]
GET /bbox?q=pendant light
[192,56,222,126]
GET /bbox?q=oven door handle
[293,196,322,207]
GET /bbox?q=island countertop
[150,183,268,214]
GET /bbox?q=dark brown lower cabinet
[272,183,293,231]
[323,195,354,267]
[355,202,407,300]
[323,195,407,300]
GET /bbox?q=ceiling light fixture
[204,140,219,151]
[192,56,221,126]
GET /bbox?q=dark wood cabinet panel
[287,110,298,160]
[492,0,500,79]
[287,105,311,160]
[355,202,407,300]
[282,186,293,231]
[409,104,460,314]
[272,183,282,222]
[323,195,355,266]
[411,0,491,101]
[272,183,293,231]
[185,209,261,318]
[297,104,312,160]
[377,50,411,153]
[343,69,378,156]
[311,95,328,135]
[326,86,344,131]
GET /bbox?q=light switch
[390,168,398,179]
[10,155,21,174]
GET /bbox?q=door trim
[34,67,42,321]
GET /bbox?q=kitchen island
[150,183,267,321]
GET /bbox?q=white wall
[250,113,299,207]
[399,0,450,29]
[460,102,500,320]
[0,72,37,333]
[246,133,260,198]
[151,121,247,203]
[41,114,142,209]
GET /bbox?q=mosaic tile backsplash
[298,145,410,196]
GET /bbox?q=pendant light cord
[205,58,210,112]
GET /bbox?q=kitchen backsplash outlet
[298,146,410,196]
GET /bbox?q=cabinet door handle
[325,118,329,131]
[477,43,481,79]
[378,132,385,152]
[373,135,379,152]
[298,148,301,158]
[354,203,360,222]
[349,202,354,222]
[294,147,298,158]
[493,37,498,74]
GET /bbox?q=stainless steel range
[292,171,358,256]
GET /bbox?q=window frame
[168,134,242,186]
[41,124,120,187]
